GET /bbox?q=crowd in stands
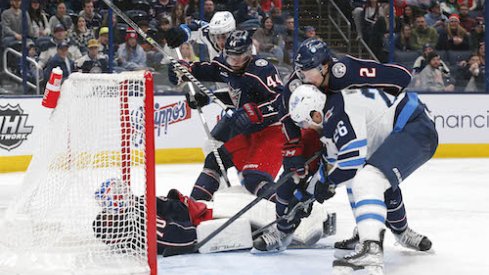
[0,0,486,93]
[349,0,485,91]
[0,0,295,89]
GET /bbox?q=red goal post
[0,71,157,275]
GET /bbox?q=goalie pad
[197,218,253,254]
[212,187,332,246]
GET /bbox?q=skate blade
[332,266,353,275]
[365,266,384,275]
[333,249,352,259]
[250,247,284,255]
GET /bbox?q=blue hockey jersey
[280,55,413,143]
[190,54,284,129]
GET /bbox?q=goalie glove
[168,60,192,86]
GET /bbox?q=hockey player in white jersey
[166,11,236,60]
[288,84,438,274]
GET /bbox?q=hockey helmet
[294,38,332,71]
[289,84,327,129]
[209,11,236,50]
[223,30,253,70]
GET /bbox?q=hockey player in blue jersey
[168,30,285,202]
[253,38,430,253]
[288,84,438,273]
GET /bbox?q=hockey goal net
[0,71,156,275]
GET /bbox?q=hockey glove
[313,163,336,203]
[210,114,237,142]
[232,103,264,132]
[282,142,307,183]
[167,189,213,226]
[168,60,191,85]
[285,189,314,222]
[185,90,210,109]
[166,24,191,48]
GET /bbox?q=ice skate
[393,227,432,251]
[333,239,384,275]
[252,226,293,253]
[334,226,359,250]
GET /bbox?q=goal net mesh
[0,71,154,275]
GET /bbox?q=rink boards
[0,93,488,172]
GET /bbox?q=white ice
[1,158,489,275]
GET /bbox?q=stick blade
[162,244,197,257]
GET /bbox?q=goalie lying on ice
[92,179,335,254]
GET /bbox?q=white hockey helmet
[289,84,327,129]
[208,11,236,50]
[209,11,236,35]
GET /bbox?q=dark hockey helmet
[294,38,332,71]
[224,30,253,56]
[223,30,253,72]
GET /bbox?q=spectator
[20,42,42,83]
[29,0,50,39]
[202,0,215,22]
[304,26,318,39]
[281,16,304,65]
[260,0,282,15]
[116,28,147,71]
[79,0,102,30]
[252,16,284,64]
[437,14,470,51]
[411,15,439,50]
[235,0,266,25]
[97,27,109,55]
[413,43,450,74]
[395,24,416,51]
[458,4,475,32]
[395,5,416,33]
[469,18,484,51]
[185,0,199,19]
[360,0,385,41]
[440,0,459,16]
[70,16,94,55]
[424,1,448,31]
[75,38,109,73]
[152,0,176,20]
[48,1,73,34]
[179,42,199,62]
[414,51,455,91]
[351,0,367,38]
[43,41,75,81]
[171,3,186,26]
[1,0,34,48]
[38,24,82,68]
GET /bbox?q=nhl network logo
[0,104,33,151]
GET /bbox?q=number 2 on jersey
[359,68,376,78]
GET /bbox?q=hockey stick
[252,197,316,238]
[100,0,233,115]
[175,48,231,188]
[162,151,322,257]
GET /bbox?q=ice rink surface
[1,158,488,275]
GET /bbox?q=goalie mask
[94,177,132,214]
[208,11,236,51]
[289,84,327,129]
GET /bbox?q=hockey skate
[393,227,432,251]
[252,226,293,253]
[334,227,359,250]
[332,230,385,275]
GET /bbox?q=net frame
[0,71,156,275]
